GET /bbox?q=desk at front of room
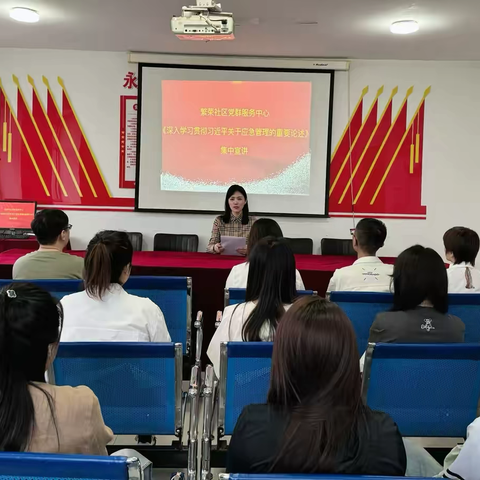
[0,249,395,363]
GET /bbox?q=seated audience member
[61,230,170,342]
[438,416,480,479]
[444,226,480,293]
[208,238,297,375]
[0,282,113,454]
[227,296,406,475]
[13,209,83,280]
[225,218,305,290]
[327,218,392,293]
[369,245,464,344]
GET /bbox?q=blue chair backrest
[124,276,191,353]
[449,294,480,343]
[52,342,182,435]
[330,292,393,353]
[225,475,434,480]
[0,452,128,480]
[0,276,191,353]
[226,288,316,307]
[0,278,82,301]
[219,342,273,435]
[362,343,480,437]
[331,291,480,352]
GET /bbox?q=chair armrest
[187,365,201,480]
[201,365,215,480]
[194,311,203,367]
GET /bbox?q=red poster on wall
[119,95,137,189]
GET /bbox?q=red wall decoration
[329,85,430,219]
[0,75,134,210]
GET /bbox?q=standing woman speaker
[207,185,256,255]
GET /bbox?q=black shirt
[369,307,465,344]
[227,404,406,476]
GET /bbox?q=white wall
[1,49,480,256]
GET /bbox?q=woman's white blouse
[60,284,171,343]
[225,262,306,290]
[207,301,293,376]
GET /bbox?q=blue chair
[449,293,480,343]
[217,342,273,437]
[329,292,393,354]
[123,276,192,354]
[0,276,192,353]
[219,475,434,480]
[362,343,480,437]
[225,288,317,307]
[0,452,138,480]
[51,342,183,436]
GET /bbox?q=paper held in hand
[221,236,247,256]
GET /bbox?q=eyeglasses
[65,224,72,231]
[350,228,356,236]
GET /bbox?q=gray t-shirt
[13,250,84,280]
[369,307,465,344]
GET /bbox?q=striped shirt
[207,214,256,253]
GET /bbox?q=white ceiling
[0,0,478,60]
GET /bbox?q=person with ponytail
[207,238,297,375]
[61,231,170,342]
[0,282,113,453]
[227,296,406,475]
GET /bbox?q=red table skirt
[0,249,395,362]
[0,239,38,253]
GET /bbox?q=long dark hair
[84,231,133,300]
[268,296,363,473]
[222,185,249,225]
[246,218,283,258]
[392,245,448,314]
[242,239,297,341]
[0,283,63,451]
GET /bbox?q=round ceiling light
[9,7,40,23]
[390,20,419,34]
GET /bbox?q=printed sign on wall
[119,95,137,189]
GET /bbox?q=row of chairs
[0,277,193,355]
[126,232,354,255]
[0,453,436,480]
[35,339,480,479]
[198,341,480,476]
[225,288,480,354]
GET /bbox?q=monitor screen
[0,201,36,229]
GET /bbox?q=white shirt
[207,301,293,376]
[327,256,393,293]
[60,284,171,343]
[225,262,306,290]
[447,262,480,293]
[443,417,480,479]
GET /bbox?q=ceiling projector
[171,0,235,41]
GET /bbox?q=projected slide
[137,64,333,216]
[161,80,312,196]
